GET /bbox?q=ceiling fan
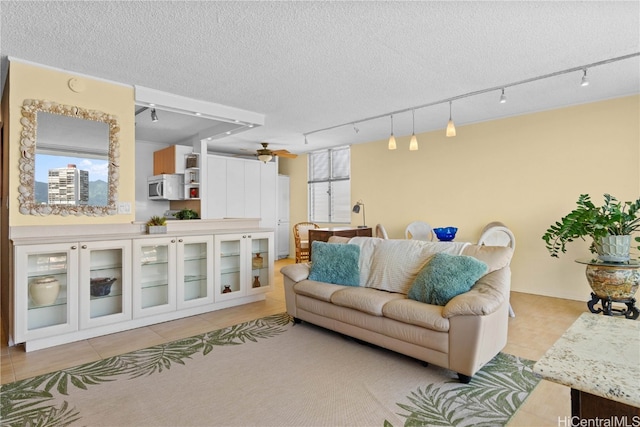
[256,143,297,163]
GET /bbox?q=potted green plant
[542,193,640,261]
[174,209,199,220]
[146,215,167,234]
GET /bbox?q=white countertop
[533,313,640,407]
[10,218,272,245]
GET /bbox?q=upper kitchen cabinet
[153,145,197,175]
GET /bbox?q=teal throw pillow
[308,241,360,287]
[408,253,488,306]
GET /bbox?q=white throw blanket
[348,237,470,294]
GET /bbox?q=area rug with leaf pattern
[1,313,540,426]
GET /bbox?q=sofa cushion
[408,253,488,306]
[294,280,350,302]
[363,239,471,294]
[331,287,405,316]
[308,241,360,286]
[382,299,450,332]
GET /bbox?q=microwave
[148,174,184,200]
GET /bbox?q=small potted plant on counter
[146,215,167,234]
[542,193,640,262]
[174,208,199,220]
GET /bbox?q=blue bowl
[433,227,458,241]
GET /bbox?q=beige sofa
[281,237,513,382]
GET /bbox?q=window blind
[308,146,351,223]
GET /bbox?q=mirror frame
[18,99,120,216]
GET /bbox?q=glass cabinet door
[248,233,274,294]
[15,243,79,343]
[177,236,213,309]
[79,240,131,329]
[133,237,177,317]
[214,235,245,301]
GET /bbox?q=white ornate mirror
[18,99,120,216]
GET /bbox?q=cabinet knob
[248,235,252,238]
[81,245,87,249]
[70,245,77,250]
[178,239,183,243]
[171,239,176,243]
[243,235,247,238]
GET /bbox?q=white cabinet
[214,232,274,302]
[205,155,277,227]
[15,240,131,343]
[11,224,269,351]
[132,235,214,317]
[15,243,79,343]
[79,240,132,329]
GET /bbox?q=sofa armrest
[281,264,311,318]
[442,267,511,318]
[281,263,310,283]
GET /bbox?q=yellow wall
[7,61,135,225]
[286,95,640,300]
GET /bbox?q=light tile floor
[1,258,589,426]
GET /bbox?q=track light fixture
[409,109,418,151]
[581,69,589,87]
[388,115,397,150]
[301,53,637,147]
[150,108,158,122]
[499,88,507,104]
[446,101,456,137]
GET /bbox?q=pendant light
[409,109,418,151]
[388,115,397,150]
[446,101,456,137]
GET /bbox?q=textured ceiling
[2,1,639,155]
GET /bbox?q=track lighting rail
[302,52,639,140]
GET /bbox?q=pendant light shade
[388,115,397,150]
[409,109,418,151]
[446,101,456,137]
[409,134,418,151]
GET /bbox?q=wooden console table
[534,313,640,421]
[308,227,372,257]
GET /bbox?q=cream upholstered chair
[405,221,433,241]
[375,223,389,239]
[478,221,516,317]
[293,222,319,263]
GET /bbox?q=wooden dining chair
[293,222,319,263]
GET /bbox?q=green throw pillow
[308,241,360,286]
[408,253,488,306]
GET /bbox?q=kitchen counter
[10,218,271,245]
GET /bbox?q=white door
[206,155,227,219]
[277,175,290,258]
[260,162,277,229]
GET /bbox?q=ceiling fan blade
[273,150,297,159]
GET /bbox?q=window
[308,146,351,223]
